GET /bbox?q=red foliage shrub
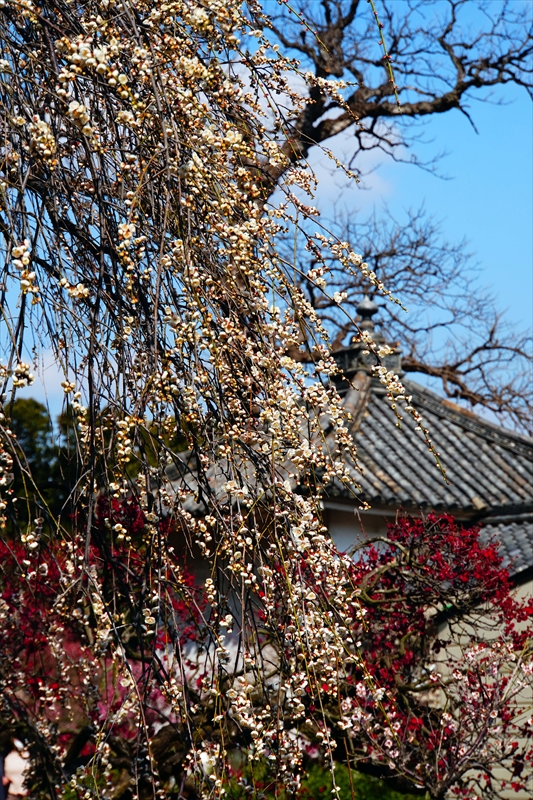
[0,497,206,782]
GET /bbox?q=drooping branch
[280,207,533,433]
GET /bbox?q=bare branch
[281,207,533,432]
[262,0,532,185]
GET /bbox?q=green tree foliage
[300,763,419,800]
[5,398,75,521]
[222,758,420,799]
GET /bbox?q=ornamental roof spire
[332,294,402,392]
[355,294,379,333]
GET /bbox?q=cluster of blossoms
[11,362,35,389]
[10,240,40,300]
[27,116,57,166]
[0,1,530,799]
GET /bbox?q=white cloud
[305,126,394,212]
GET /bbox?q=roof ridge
[401,379,533,456]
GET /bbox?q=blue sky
[380,87,533,332]
[303,84,532,333]
[264,0,532,334]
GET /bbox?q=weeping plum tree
[0,1,531,799]
[0,0,419,797]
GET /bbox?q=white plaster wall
[324,506,390,554]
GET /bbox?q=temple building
[325,296,533,585]
[166,296,532,584]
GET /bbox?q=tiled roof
[329,376,532,515]
[479,514,533,579]
[327,373,533,578]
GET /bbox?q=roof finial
[356,294,379,333]
[331,294,402,392]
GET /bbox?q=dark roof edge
[509,563,533,587]
[474,509,533,526]
[324,498,533,523]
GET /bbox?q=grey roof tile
[479,517,533,577]
[329,377,533,577]
[334,378,533,514]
